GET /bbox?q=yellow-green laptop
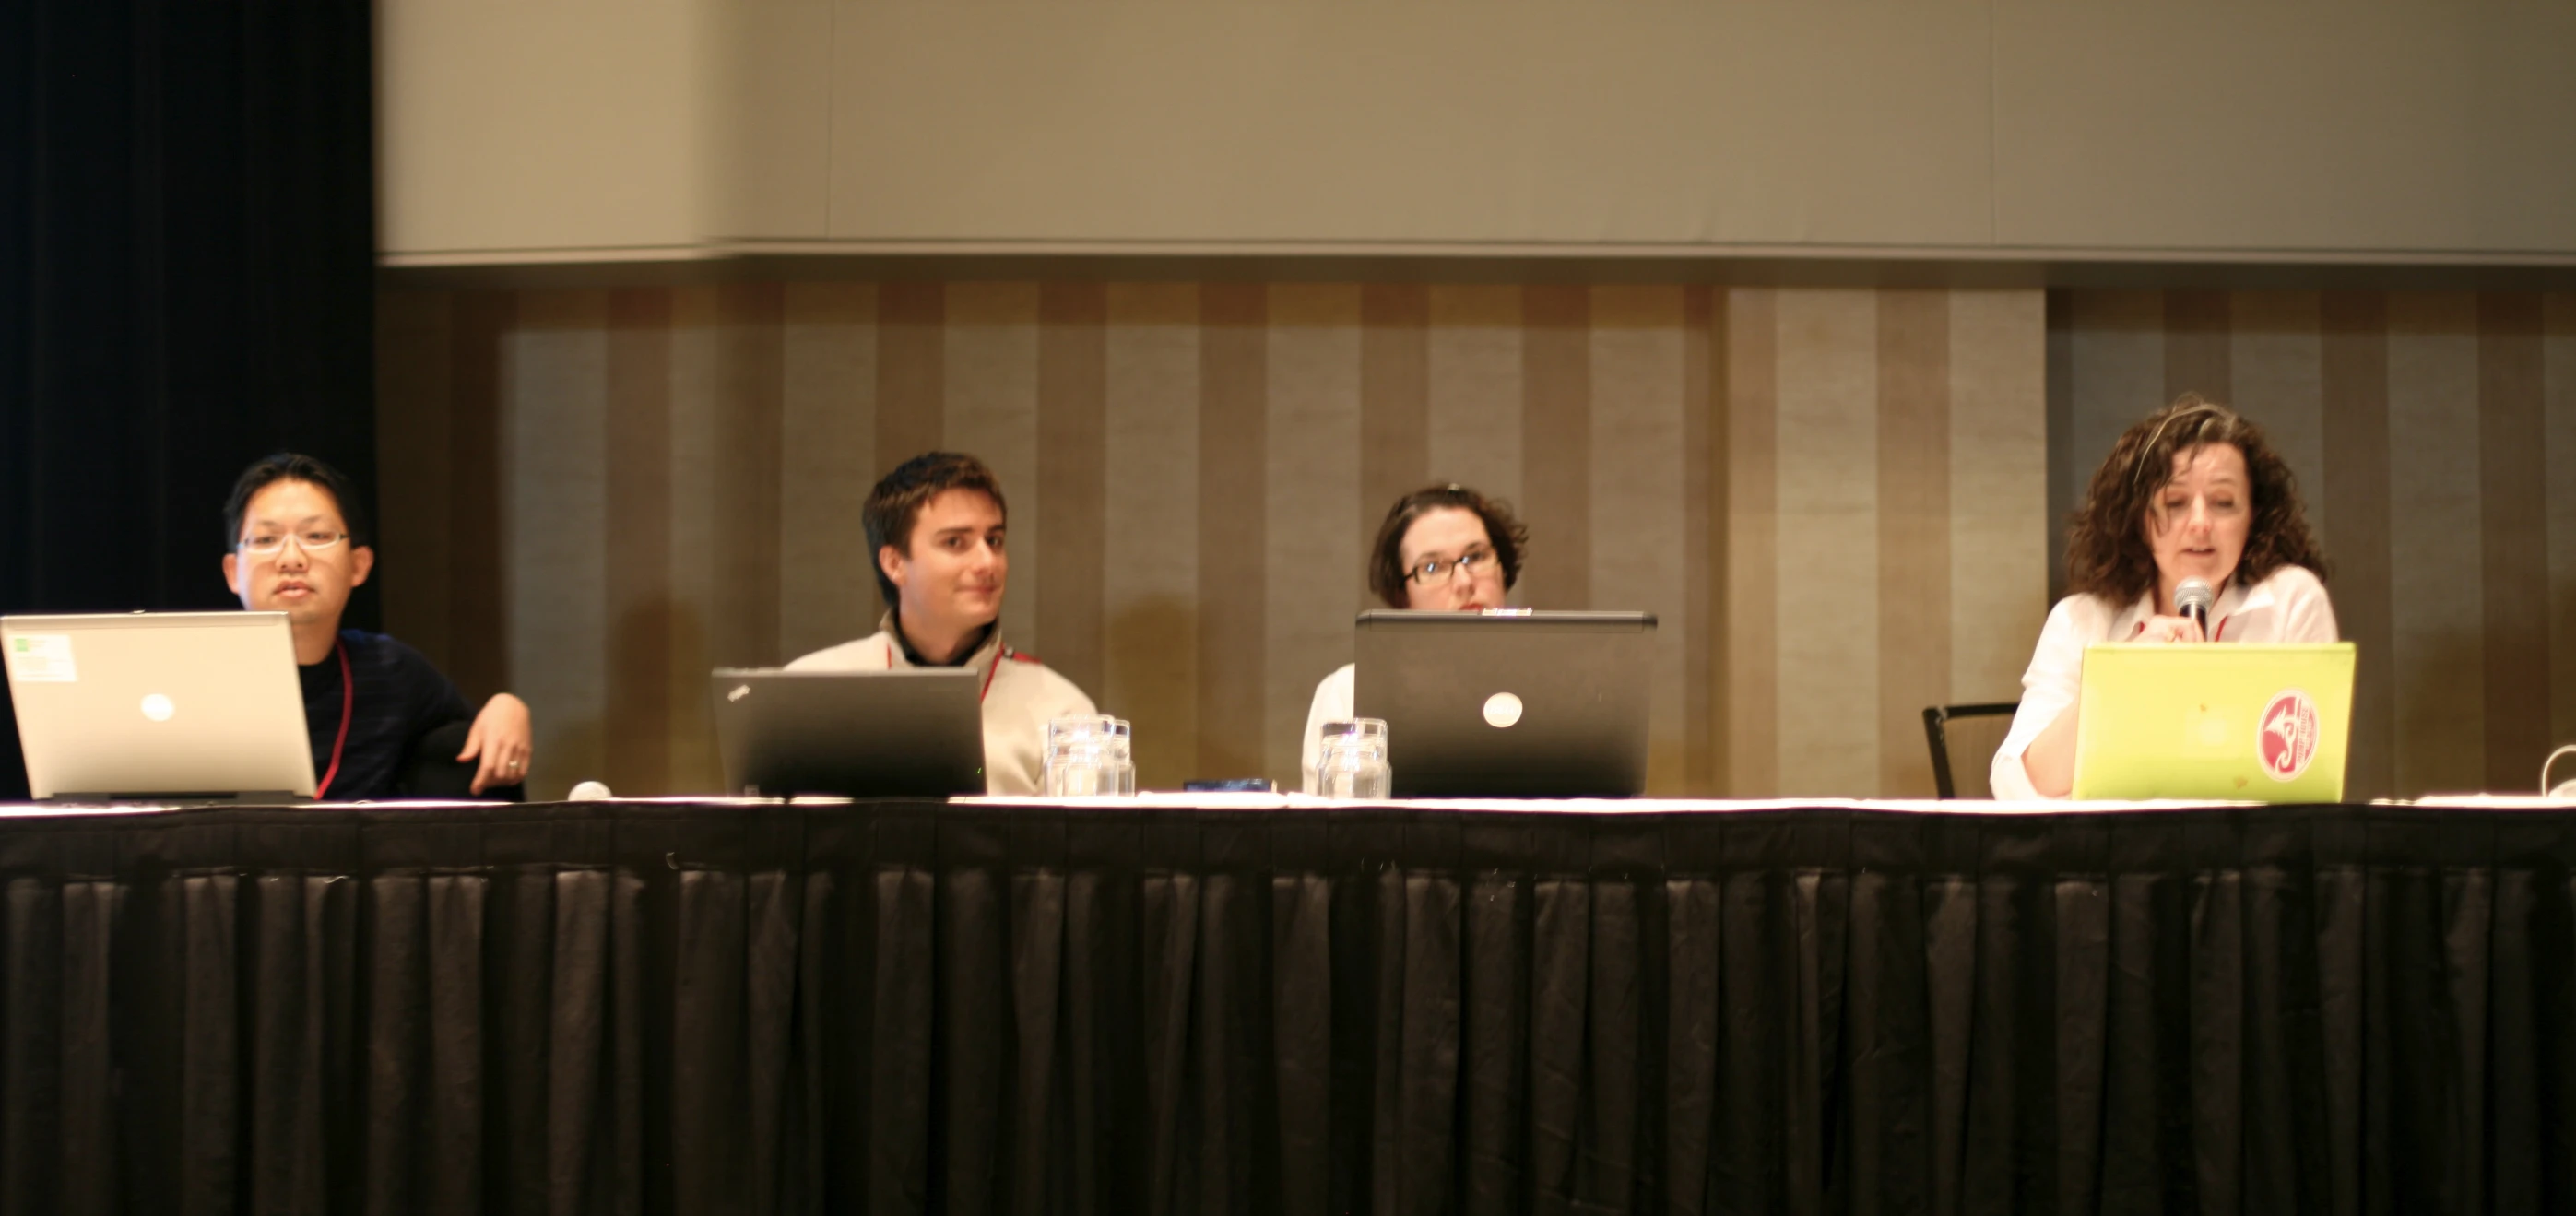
[2072,643,2357,802]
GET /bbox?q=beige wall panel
[378,0,715,257]
[1993,5,2576,254]
[661,289,734,791]
[1589,287,1691,791]
[1771,290,1880,797]
[1426,287,1526,521]
[1724,289,1780,795]
[941,285,1044,654]
[1102,285,1202,789]
[501,293,610,798]
[2384,295,2485,795]
[704,289,787,676]
[778,283,878,658]
[2064,292,2165,499]
[2228,294,2328,546]
[601,292,677,796]
[715,1,833,240]
[1947,290,2050,703]
[1263,286,1365,784]
[2547,298,2576,752]
[1875,290,1949,798]
[824,3,1991,247]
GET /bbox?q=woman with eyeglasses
[1299,484,1530,782]
[1991,394,2335,799]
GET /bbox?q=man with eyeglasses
[221,453,532,798]
[1299,484,1531,783]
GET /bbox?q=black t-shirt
[299,631,474,801]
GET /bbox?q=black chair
[1921,702,2019,798]
[397,719,526,801]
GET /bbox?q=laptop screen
[709,668,987,797]
[2072,642,2357,801]
[4,611,316,800]
[1353,609,1658,798]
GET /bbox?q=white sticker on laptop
[2259,689,2319,781]
[5,634,76,682]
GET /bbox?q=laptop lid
[709,668,986,797]
[2072,642,2357,801]
[1353,609,1658,797]
[4,611,317,801]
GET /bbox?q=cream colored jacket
[786,616,1096,795]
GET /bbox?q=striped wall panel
[2051,289,2576,800]
[378,284,2050,799]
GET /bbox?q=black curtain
[0,1,377,799]
[0,799,2569,1214]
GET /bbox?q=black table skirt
[0,798,2567,1214]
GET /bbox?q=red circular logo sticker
[2259,689,2320,782]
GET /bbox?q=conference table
[0,793,2567,1215]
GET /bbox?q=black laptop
[1353,609,1658,797]
[708,668,985,797]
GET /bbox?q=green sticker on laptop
[2073,642,2357,802]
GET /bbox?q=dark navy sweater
[297,631,474,800]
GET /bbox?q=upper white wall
[1991,4,2576,256]
[378,0,2576,265]
[377,0,718,262]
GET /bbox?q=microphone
[2175,578,2215,641]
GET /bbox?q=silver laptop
[4,611,316,801]
[709,668,987,797]
[1353,609,1658,797]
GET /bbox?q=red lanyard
[314,640,354,799]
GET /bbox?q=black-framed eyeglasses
[1407,548,1495,585]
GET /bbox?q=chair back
[1921,702,2019,798]
[399,719,526,801]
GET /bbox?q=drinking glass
[1311,718,1392,801]
[1046,714,1123,797]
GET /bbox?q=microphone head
[2175,578,2216,616]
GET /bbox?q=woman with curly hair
[1300,483,1531,785]
[1991,394,2337,799]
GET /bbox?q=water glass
[1106,717,1137,796]
[1046,714,1136,797]
[1311,718,1392,801]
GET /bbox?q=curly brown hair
[2064,393,2327,608]
[1365,484,1530,608]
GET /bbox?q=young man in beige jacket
[784,452,1094,794]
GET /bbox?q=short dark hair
[2064,393,2328,606]
[224,453,370,550]
[862,452,1009,608]
[1365,483,1530,608]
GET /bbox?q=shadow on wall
[591,596,716,798]
[1103,596,1202,793]
[536,714,606,806]
[2388,624,2490,799]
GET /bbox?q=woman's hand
[458,692,533,794]
[2139,614,2206,644]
